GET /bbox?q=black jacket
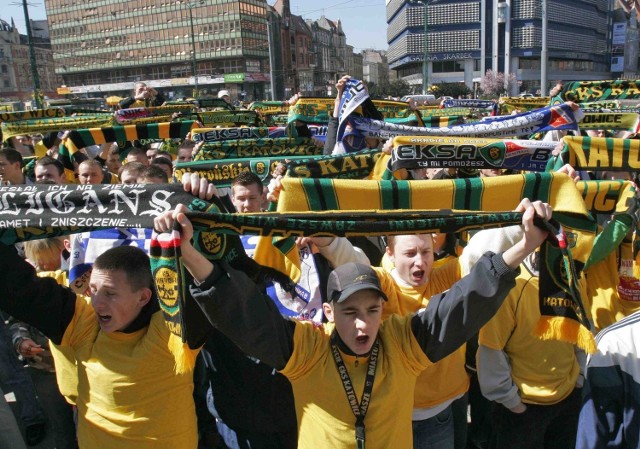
[189,251,519,371]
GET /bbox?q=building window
[1,65,7,74]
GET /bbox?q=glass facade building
[387,0,612,94]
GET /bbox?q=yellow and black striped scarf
[59,121,196,182]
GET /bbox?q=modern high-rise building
[387,0,612,95]
[44,0,272,100]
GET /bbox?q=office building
[45,0,272,100]
[387,0,611,95]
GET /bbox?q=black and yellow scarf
[59,121,196,182]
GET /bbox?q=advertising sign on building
[224,73,246,83]
[613,22,626,45]
[611,56,624,72]
[612,22,626,54]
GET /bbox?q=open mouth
[355,335,369,344]
[97,313,112,323]
[412,270,425,281]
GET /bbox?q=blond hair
[23,237,65,271]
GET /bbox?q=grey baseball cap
[326,263,388,303]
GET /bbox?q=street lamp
[178,1,200,98]
[540,0,548,95]
[412,0,439,95]
[17,0,42,108]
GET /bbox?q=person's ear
[385,246,394,264]
[323,302,335,323]
[138,287,152,308]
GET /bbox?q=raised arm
[410,199,551,362]
[154,205,295,369]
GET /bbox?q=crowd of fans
[0,77,638,449]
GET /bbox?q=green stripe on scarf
[452,177,488,210]
[380,180,411,209]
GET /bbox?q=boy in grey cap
[154,199,552,449]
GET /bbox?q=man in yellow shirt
[0,244,199,449]
[154,198,552,449]
[477,235,584,449]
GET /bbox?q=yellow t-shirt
[479,269,579,405]
[584,241,640,332]
[58,298,199,449]
[281,314,430,449]
[375,259,469,408]
[37,270,80,404]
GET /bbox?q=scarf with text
[174,156,310,187]
[551,80,640,105]
[197,110,259,127]
[284,149,386,180]
[498,97,550,114]
[346,103,580,141]
[579,100,622,110]
[442,99,497,110]
[576,179,638,269]
[549,145,639,269]
[579,112,640,132]
[336,79,384,143]
[0,108,65,122]
[389,136,557,172]
[0,182,298,372]
[193,137,322,160]
[248,101,289,115]
[421,107,476,118]
[552,135,640,172]
[114,105,196,125]
[192,127,272,142]
[1,114,114,141]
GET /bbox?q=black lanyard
[331,334,380,449]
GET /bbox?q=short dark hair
[139,164,169,183]
[93,246,153,291]
[118,161,145,178]
[127,147,148,159]
[179,140,195,151]
[0,148,23,165]
[155,150,172,160]
[151,157,173,172]
[78,159,103,171]
[232,171,263,191]
[35,156,64,176]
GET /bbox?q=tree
[429,82,471,99]
[367,79,411,99]
[479,70,517,98]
